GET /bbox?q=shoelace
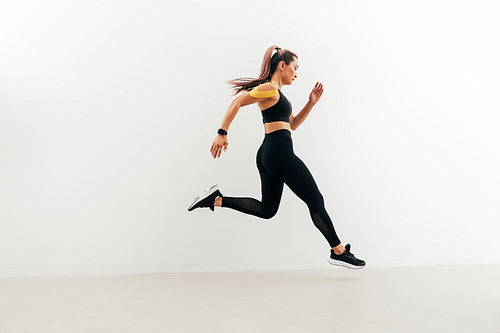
[343,251,354,259]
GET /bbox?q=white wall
[1,0,499,277]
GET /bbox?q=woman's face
[284,58,299,85]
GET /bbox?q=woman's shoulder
[254,82,278,91]
[249,82,278,99]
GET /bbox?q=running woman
[188,45,365,269]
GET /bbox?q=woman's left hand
[308,82,324,105]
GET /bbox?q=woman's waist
[264,121,291,134]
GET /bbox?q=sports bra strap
[249,86,278,98]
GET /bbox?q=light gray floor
[0,264,499,333]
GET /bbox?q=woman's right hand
[210,134,228,159]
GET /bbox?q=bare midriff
[264,121,292,134]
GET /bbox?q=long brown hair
[226,45,298,95]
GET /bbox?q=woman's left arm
[291,82,324,130]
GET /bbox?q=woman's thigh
[266,151,324,210]
[257,145,285,213]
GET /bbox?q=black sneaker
[328,244,366,269]
[187,184,223,212]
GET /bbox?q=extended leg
[274,153,341,247]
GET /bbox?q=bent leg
[221,146,284,219]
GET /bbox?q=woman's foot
[328,244,366,269]
[187,184,223,211]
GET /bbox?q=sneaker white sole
[187,184,219,211]
[328,258,365,270]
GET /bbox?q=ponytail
[226,45,298,95]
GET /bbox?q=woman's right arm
[210,84,277,159]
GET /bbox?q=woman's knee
[261,205,279,219]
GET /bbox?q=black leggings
[221,129,341,248]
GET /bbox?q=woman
[188,45,365,269]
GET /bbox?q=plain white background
[1,0,499,277]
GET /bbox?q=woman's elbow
[229,98,242,112]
